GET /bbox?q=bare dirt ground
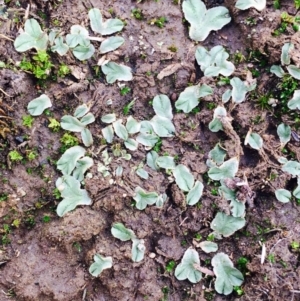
[1,0,300,300]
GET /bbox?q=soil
[0,0,300,300]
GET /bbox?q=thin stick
[0,34,14,42]
[0,88,12,97]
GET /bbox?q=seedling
[152,16,167,28]
[120,86,131,96]
[291,241,300,250]
[123,100,135,115]
[57,64,70,77]
[48,118,61,132]
[22,115,34,128]
[111,223,146,262]
[42,215,51,223]
[61,103,95,147]
[26,150,37,161]
[89,254,113,277]
[9,150,23,162]
[182,0,231,42]
[131,8,143,20]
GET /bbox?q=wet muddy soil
[1,0,300,300]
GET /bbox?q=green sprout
[165,260,176,273]
[9,150,23,162]
[22,115,34,128]
[48,118,61,132]
[123,99,135,115]
[120,86,131,96]
[27,150,38,161]
[57,64,70,77]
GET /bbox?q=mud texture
[1,0,300,301]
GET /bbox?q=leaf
[73,156,94,181]
[101,113,116,124]
[150,115,175,137]
[89,8,124,35]
[100,36,125,54]
[61,115,85,132]
[230,77,256,103]
[27,94,52,116]
[66,25,89,48]
[281,43,294,66]
[102,125,114,143]
[270,65,285,78]
[136,168,149,180]
[56,176,92,217]
[182,0,231,42]
[208,143,227,165]
[222,89,232,103]
[74,104,90,118]
[111,223,135,241]
[275,188,291,203]
[212,253,244,295]
[282,160,300,176]
[89,254,113,277]
[186,181,204,205]
[146,151,159,170]
[175,84,213,113]
[57,146,86,175]
[126,116,141,134]
[124,138,139,151]
[152,94,173,120]
[277,123,291,145]
[81,128,93,147]
[173,164,195,192]
[208,118,223,132]
[14,19,48,52]
[211,212,246,237]
[293,182,300,198]
[51,37,69,56]
[136,132,159,147]
[198,241,218,253]
[288,90,300,110]
[174,248,202,283]
[113,119,129,140]
[156,156,176,169]
[230,199,245,217]
[287,65,300,80]
[72,44,95,61]
[156,193,167,208]
[235,0,266,11]
[132,238,146,262]
[195,45,235,77]
[80,112,95,126]
[133,186,158,210]
[208,157,239,181]
[244,131,263,150]
[101,62,133,83]
[218,183,236,201]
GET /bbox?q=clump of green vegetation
[20,50,53,80]
[9,150,23,162]
[1,224,10,245]
[0,193,8,202]
[295,0,300,9]
[123,100,135,115]
[274,0,280,9]
[60,133,79,152]
[291,241,300,251]
[120,86,131,96]
[153,138,162,152]
[26,150,38,161]
[237,257,249,274]
[165,260,176,273]
[22,115,34,128]
[53,188,61,199]
[273,12,300,36]
[233,286,244,296]
[48,118,61,132]
[256,93,272,110]
[42,215,51,223]
[150,17,167,28]
[57,64,70,77]
[168,45,178,52]
[233,51,245,64]
[131,8,143,20]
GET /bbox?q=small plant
[233,286,244,296]
[291,241,300,250]
[20,50,53,79]
[131,8,143,20]
[120,86,131,96]
[151,16,167,28]
[57,64,70,77]
[167,45,177,52]
[295,0,300,9]
[123,99,135,115]
[9,150,23,162]
[165,260,176,273]
[26,150,38,161]
[42,215,51,223]
[60,133,79,148]
[0,193,8,202]
[274,0,280,9]
[48,118,61,132]
[22,115,34,128]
